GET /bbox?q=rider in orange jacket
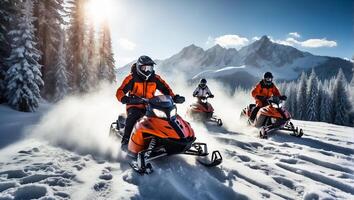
[116,55,183,146]
[249,72,285,122]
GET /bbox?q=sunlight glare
[85,0,114,25]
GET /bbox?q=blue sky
[106,0,354,66]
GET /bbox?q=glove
[121,96,144,104]
[280,95,287,100]
[255,95,267,101]
[208,94,214,98]
[173,94,185,104]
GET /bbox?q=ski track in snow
[1,106,354,199]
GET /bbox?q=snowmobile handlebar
[266,95,287,105]
[128,95,185,105]
[198,95,214,100]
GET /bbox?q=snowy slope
[1,84,354,200]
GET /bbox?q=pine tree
[284,82,297,116]
[33,0,66,100]
[318,85,332,123]
[306,69,319,121]
[296,72,307,119]
[332,68,352,126]
[67,0,86,91]
[5,0,43,112]
[78,50,91,93]
[97,20,115,83]
[87,22,98,87]
[0,0,17,103]
[53,31,69,102]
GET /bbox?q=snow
[1,83,354,200]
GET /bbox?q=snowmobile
[240,96,304,139]
[186,96,223,126]
[109,95,222,174]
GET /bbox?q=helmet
[199,78,207,88]
[263,72,273,85]
[136,55,156,80]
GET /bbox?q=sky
[99,0,354,66]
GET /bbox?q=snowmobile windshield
[268,96,283,108]
[148,95,177,119]
[149,95,174,108]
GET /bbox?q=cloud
[288,32,301,38]
[252,36,260,41]
[300,38,337,48]
[118,38,136,51]
[212,34,249,48]
[275,37,337,48]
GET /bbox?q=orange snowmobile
[110,95,222,174]
[240,96,304,139]
[186,96,223,126]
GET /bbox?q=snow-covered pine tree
[78,20,97,93]
[33,0,66,100]
[5,0,43,112]
[318,83,332,123]
[0,0,17,103]
[284,81,297,116]
[87,21,98,87]
[296,72,307,119]
[305,69,319,121]
[53,30,69,102]
[67,0,86,91]
[332,68,352,126]
[97,20,115,83]
[78,49,91,93]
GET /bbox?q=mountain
[118,36,353,88]
[238,35,308,68]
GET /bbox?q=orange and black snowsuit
[116,64,175,140]
[249,80,281,121]
[251,80,281,107]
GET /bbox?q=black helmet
[199,78,207,88]
[263,72,273,79]
[136,55,156,80]
[263,72,273,85]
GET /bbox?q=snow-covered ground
[1,85,354,200]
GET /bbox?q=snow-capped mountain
[118,35,353,88]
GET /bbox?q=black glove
[173,94,185,104]
[121,96,144,104]
[279,95,287,101]
[208,94,214,98]
[255,95,267,102]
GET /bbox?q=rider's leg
[122,107,146,144]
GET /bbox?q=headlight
[170,107,177,117]
[278,102,283,108]
[153,108,167,118]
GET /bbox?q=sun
[85,0,114,25]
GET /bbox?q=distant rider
[116,55,184,148]
[193,78,214,102]
[250,72,286,122]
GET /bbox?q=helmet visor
[140,65,154,72]
[199,83,206,88]
[265,77,273,82]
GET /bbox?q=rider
[193,78,214,101]
[250,72,286,122]
[116,55,183,147]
